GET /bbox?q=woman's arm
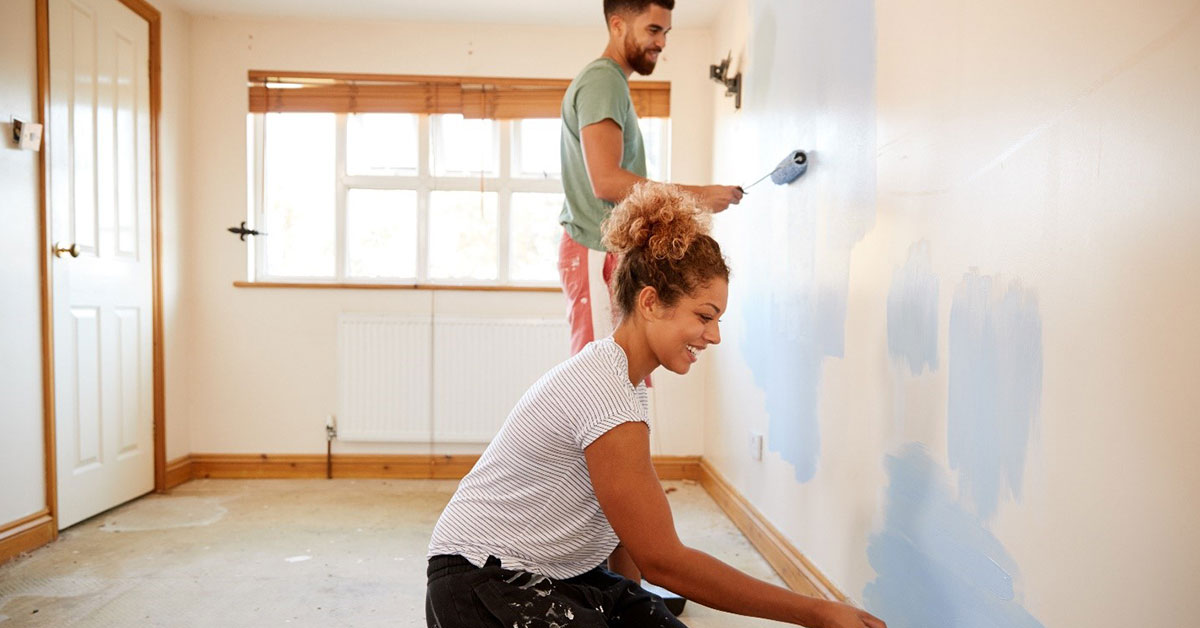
[584,422,886,628]
[607,543,641,581]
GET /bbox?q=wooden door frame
[35,0,166,538]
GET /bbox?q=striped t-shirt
[427,336,649,579]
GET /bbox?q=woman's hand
[815,600,887,628]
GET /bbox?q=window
[245,71,671,288]
[249,112,670,286]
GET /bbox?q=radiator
[337,314,570,443]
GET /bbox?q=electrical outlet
[750,432,764,461]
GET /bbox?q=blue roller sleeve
[739,149,810,192]
[769,150,808,185]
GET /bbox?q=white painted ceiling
[170,0,724,28]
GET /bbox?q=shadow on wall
[730,0,877,483]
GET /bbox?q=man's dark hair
[603,0,674,20]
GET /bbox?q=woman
[426,182,885,628]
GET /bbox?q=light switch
[11,117,43,152]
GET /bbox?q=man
[557,0,744,612]
[559,0,744,357]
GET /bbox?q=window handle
[227,221,266,242]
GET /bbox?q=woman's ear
[635,286,660,320]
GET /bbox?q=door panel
[69,306,102,469]
[50,0,153,529]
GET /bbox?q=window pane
[638,118,668,181]
[514,118,561,179]
[263,113,335,277]
[510,192,563,282]
[428,191,498,280]
[431,114,498,176]
[346,189,418,278]
[347,113,418,176]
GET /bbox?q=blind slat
[248,71,669,118]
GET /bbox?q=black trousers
[426,554,688,627]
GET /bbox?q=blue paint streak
[731,0,877,483]
[741,281,825,482]
[947,273,1043,521]
[887,241,939,374]
[864,444,1045,628]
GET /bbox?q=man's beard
[625,36,660,75]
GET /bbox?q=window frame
[247,112,670,288]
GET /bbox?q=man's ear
[608,12,626,38]
[635,285,660,320]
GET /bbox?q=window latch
[227,221,266,241]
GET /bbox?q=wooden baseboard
[176,454,702,482]
[0,510,56,566]
[165,455,192,490]
[188,453,479,480]
[653,456,704,481]
[697,459,844,601]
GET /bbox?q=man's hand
[695,185,744,213]
[815,600,887,628]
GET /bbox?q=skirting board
[173,453,702,482]
[0,510,56,566]
[161,453,838,601]
[697,459,846,602]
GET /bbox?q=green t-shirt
[559,58,647,251]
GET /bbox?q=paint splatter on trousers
[426,554,687,627]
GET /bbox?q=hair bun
[601,182,711,260]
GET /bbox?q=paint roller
[739,150,809,192]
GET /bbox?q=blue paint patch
[730,0,877,483]
[864,444,1044,628]
[887,241,939,374]
[947,273,1043,521]
[740,281,825,482]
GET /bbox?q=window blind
[247,70,670,119]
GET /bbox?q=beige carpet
[0,479,791,627]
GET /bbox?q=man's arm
[580,119,744,212]
[585,422,887,628]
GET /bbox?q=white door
[48,0,154,529]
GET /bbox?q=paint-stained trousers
[558,230,619,356]
[426,554,687,628]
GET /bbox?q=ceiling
[170,0,725,29]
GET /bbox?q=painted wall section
[0,0,47,525]
[184,15,715,455]
[886,241,938,375]
[721,0,877,483]
[947,273,1042,522]
[865,444,1042,628]
[708,0,1200,626]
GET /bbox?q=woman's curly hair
[601,181,730,316]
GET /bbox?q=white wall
[157,0,194,463]
[183,15,717,455]
[707,0,1200,626]
[1,0,47,525]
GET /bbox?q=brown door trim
[33,0,166,546]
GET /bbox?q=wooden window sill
[233,281,561,293]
